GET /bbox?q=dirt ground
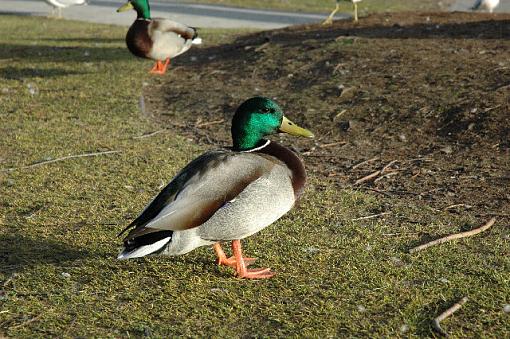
[146,12,509,227]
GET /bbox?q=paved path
[2,0,507,29]
[0,0,336,29]
[450,0,510,12]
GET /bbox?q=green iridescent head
[117,0,151,19]
[231,97,314,151]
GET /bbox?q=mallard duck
[471,0,500,13]
[118,97,314,279]
[323,0,362,25]
[44,0,87,18]
[117,0,202,75]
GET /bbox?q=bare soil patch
[145,12,509,224]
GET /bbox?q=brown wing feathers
[122,152,271,241]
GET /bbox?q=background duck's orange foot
[149,59,169,75]
[218,256,256,268]
[236,267,275,279]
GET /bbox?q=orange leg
[149,59,170,75]
[213,242,256,269]
[160,58,170,73]
[232,240,275,279]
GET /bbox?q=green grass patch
[0,16,509,337]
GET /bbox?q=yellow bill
[279,116,314,138]
[117,1,134,12]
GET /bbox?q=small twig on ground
[374,171,399,183]
[2,150,121,171]
[351,156,379,170]
[195,119,224,128]
[351,212,390,221]
[411,170,421,179]
[333,63,347,74]
[354,169,381,185]
[483,104,501,112]
[133,129,166,139]
[409,218,496,254]
[334,109,347,119]
[381,160,398,174]
[354,159,398,185]
[444,203,473,211]
[432,297,468,336]
[208,70,226,75]
[319,141,346,148]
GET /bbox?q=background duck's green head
[117,0,151,19]
[231,97,314,151]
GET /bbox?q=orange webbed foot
[236,267,275,280]
[217,256,257,269]
[213,243,256,269]
[232,240,275,280]
[213,241,275,279]
[149,60,169,75]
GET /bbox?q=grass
[0,15,509,337]
[178,0,448,14]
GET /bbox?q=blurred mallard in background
[117,0,202,75]
[471,0,500,13]
[323,0,362,25]
[44,0,87,18]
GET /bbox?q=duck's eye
[261,107,272,113]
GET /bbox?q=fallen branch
[351,212,390,221]
[354,170,381,185]
[409,218,496,254]
[2,150,121,171]
[432,297,468,336]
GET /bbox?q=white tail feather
[117,237,171,260]
[192,37,202,45]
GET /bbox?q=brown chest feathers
[126,20,153,59]
[257,142,307,199]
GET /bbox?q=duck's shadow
[0,66,87,79]
[0,233,106,276]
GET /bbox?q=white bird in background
[323,0,362,25]
[471,0,500,13]
[44,0,88,18]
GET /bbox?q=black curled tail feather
[123,230,174,252]
[191,27,199,40]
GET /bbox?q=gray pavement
[450,0,510,12]
[1,0,507,30]
[1,0,337,29]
